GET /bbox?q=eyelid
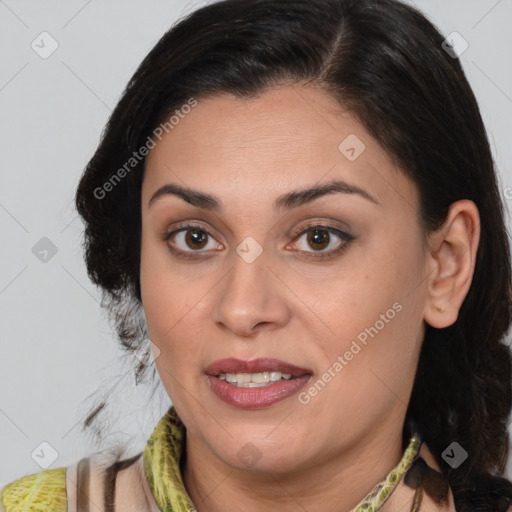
[163,220,221,242]
[289,219,352,240]
[163,220,355,259]
[286,222,355,259]
[162,222,224,259]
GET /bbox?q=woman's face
[140,85,430,473]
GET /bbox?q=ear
[423,199,480,328]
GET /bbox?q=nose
[211,248,291,338]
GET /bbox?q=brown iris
[307,228,330,251]
[185,229,208,250]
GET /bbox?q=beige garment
[65,452,161,512]
[62,442,462,512]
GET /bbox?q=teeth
[251,371,269,383]
[218,371,295,386]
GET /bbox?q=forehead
[142,85,417,215]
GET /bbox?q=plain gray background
[1,0,512,486]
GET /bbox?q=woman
[2,0,511,510]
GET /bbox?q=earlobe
[423,200,480,329]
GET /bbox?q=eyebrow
[147,179,378,211]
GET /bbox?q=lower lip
[207,375,312,409]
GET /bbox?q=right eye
[163,224,224,258]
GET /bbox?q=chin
[213,433,310,474]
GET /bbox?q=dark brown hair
[75,0,512,509]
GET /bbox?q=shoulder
[1,466,67,512]
[1,450,158,512]
[0,449,130,512]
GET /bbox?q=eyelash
[162,222,355,261]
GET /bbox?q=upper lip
[205,358,313,377]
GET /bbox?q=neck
[182,410,406,512]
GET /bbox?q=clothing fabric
[143,406,424,511]
[1,405,462,511]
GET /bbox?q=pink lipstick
[205,357,312,409]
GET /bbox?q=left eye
[292,226,353,254]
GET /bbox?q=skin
[139,84,480,512]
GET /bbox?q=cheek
[305,226,426,377]
[317,233,421,326]
[140,270,209,404]
[141,277,205,354]
[140,233,206,369]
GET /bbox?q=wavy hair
[75,0,512,509]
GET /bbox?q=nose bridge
[211,239,290,336]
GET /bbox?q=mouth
[205,357,313,391]
[205,357,313,409]
[216,371,297,387]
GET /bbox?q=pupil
[186,229,207,249]
[308,229,329,250]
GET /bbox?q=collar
[143,406,423,512]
